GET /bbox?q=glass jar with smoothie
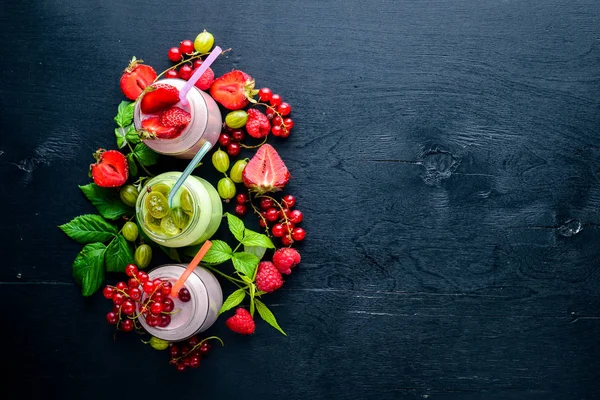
[133,78,222,159]
[139,264,223,341]
[136,172,222,248]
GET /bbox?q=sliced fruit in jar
[171,207,190,229]
[151,183,171,197]
[145,191,170,219]
[160,215,181,236]
[140,83,180,114]
[180,189,194,214]
[160,107,191,128]
[141,117,181,139]
[145,212,163,233]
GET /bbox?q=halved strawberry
[246,109,270,138]
[90,149,128,188]
[209,70,256,110]
[243,144,290,194]
[141,117,181,139]
[119,57,157,100]
[140,83,180,114]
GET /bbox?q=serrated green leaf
[79,183,134,220]
[127,153,138,177]
[159,245,181,262]
[72,242,107,296]
[133,143,158,166]
[244,245,267,260]
[255,299,286,336]
[241,275,253,285]
[105,235,135,273]
[218,288,246,315]
[59,214,117,244]
[242,229,275,249]
[231,252,259,278]
[115,127,127,149]
[125,124,141,145]
[226,213,245,242]
[114,101,134,127]
[197,240,232,264]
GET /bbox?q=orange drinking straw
[171,240,213,297]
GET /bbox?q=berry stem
[239,135,268,149]
[250,102,289,134]
[126,142,154,176]
[249,201,271,236]
[154,48,232,82]
[171,336,224,362]
[260,194,294,242]
[201,264,245,287]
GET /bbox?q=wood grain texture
[1,0,600,398]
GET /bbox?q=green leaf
[133,143,158,166]
[244,246,267,260]
[201,240,233,264]
[226,213,245,242]
[218,288,246,315]
[105,235,135,272]
[127,153,138,177]
[79,183,134,220]
[231,252,259,278]
[160,245,181,262]
[115,127,127,149]
[255,299,287,336]
[59,214,117,244]
[242,229,275,249]
[72,243,107,296]
[114,101,135,127]
[125,124,141,145]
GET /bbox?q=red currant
[150,301,163,315]
[162,297,175,312]
[129,287,142,301]
[272,224,284,237]
[181,345,191,355]
[260,198,274,210]
[159,314,171,328]
[231,129,245,142]
[122,300,136,315]
[282,195,296,208]
[278,102,291,116]
[266,208,279,222]
[266,107,276,119]
[120,319,134,332]
[193,59,203,69]
[283,118,294,131]
[292,227,306,241]
[179,39,194,55]
[279,208,291,219]
[227,142,241,157]
[168,47,182,62]
[179,288,191,302]
[112,304,122,314]
[199,342,211,355]
[169,345,179,358]
[281,221,296,232]
[112,292,125,305]
[125,264,138,277]
[179,64,193,80]
[152,278,162,287]
[160,281,173,296]
[289,210,303,224]
[146,314,160,327]
[271,125,282,137]
[116,281,127,291]
[236,193,248,204]
[106,311,118,325]
[279,127,291,138]
[188,336,199,347]
[235,204,247,216]
[272,116,283,127]
[259,218,267,228]
[270,94,282,107]
[102,286,114,299]
[219,133,231,147]
[165,69,179,79]
[151,293,164,304]
[136,271,149,284]
[176,364,186,372]
[127,278,138,289]
[143,280,155,294]
[258,88,272,102]
[190,357,201,369]
[281,235,294,246]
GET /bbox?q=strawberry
[245,109,270,138]
[243,144,290,194]
[90,149,128,188]
[225,308,255,335]
[119,57,157,100]
[160,107,191,127]
[193,62,215,91]
[209,70,257,110]
[141,117,181,139]
[140,83,180,114]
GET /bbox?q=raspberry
[272,248,301,275]
[255,262,284,293]
[225,308,255,335]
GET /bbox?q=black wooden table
[2,0,599,399]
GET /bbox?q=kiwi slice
[144,191,170,219]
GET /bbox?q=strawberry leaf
[105,235,135,273]
[200,240,232,264]
[225,213,245,243]
[218,288,246,315]
[79,183,133,220]
[255,299,286,336]
[231,252,259,278]
[72,243,107,296]
[241,229,274,249]
[114,101,135,128]
[59,214,117,244]
[126,154,138,177]
[133,143,159,166]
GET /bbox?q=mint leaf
[133,143,158,166]
[79,183,133,220]
[125,124,141,145]
[226,213,245,242]
[160,245,181,262]
[59,214,117,244]
[72,243,107,296]
[127,153,138,177]
[114,101,134,127]
[218,288,246,315]
[201,240,232,264]
[244,246,267,260]
[105,235,135,272]
[115,126,127,149]
[242,229,275,249]
[255,299,287,336]
[231,252,259,278]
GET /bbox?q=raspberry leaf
[201,240,233,264]
[241,229,275,249]
[231,252,259,278]
[105,234,135,273]
[59,214,117,244]
[218,288,246,315]
[133,143,159,166]
[72,242,107,296]
[225,213,245,242]
[244,245,267,260]
[126,154,138,177]
[79,183,133,220]
[114,101,135,128]
[255,299,287,336]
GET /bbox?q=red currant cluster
[218,127,244,157]
[162,34,216,89]
[168,336,214,372]
[258,88,294,138]
[102,264,191,331]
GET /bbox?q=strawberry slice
[141,117,181,139]
[119,57,157,100]
[90,149,128,188]
[243,144,290,194]
[160,107,191,127]
[209,70,256,110]
[140,83,180,114]
[246,109,270,138]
